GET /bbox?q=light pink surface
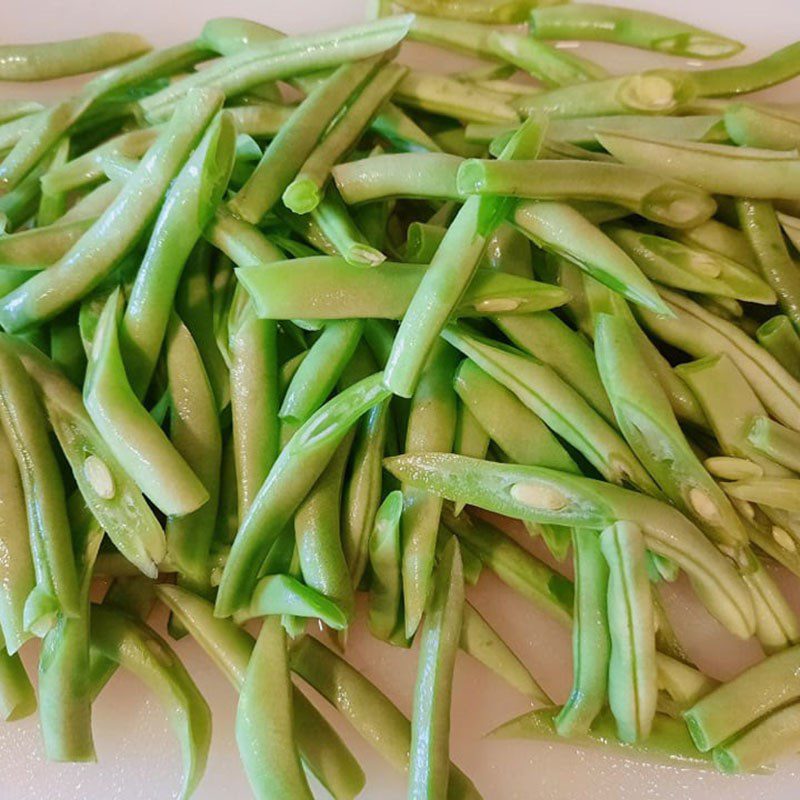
[2,1,800,797]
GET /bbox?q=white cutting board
[2,1,800,797]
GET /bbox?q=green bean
[756,317,800,380]
[229,59,382,223]
[163,317,221,595]
[0,33,150,82]
[530,4,742,59]
[227,102,295,137]
[0,338,80,633]
[692,41,800,97]
[656,653,716,710]
[725,103,800,150]
[595,313,747,548]
[601,522,657,744]
[90,605,211,799]
[283,63,406,215]
[120,114,235,397]
[36,137,70,227]
[515,69,695,119]
[748,416,800,473]
[395,70,518,125]
[281,321,364,424]
[0,99,43,123]
[443,324,658,493]
[704,456,763,482]
[488,31,605,88]
[441,507,573,626]
[368,491,404,641]
[779,211,800,253]
[294,431,356,623]
[370,101,442,153]
[0,217,93,278]
[140,16,413,121]
[641,289,800,431]
[6,335,166,576]
[685,644,800,752]
[0,89,222,332]
[343,389,392,587]
[216,373,389,617]
[0,415,35,655]
[722,478,800,514]
[453,359,579,473]
[290,635,482,800]
[401,342,459,636]
[607,224,775,304]
[742,555,800,654]
[84,292,209,516]
[556,529,609,737]
[454,401,490,466]
[311,189,386,267]
[598,130,800,201]
[483,222,534,279]
[60,180,121,225]
[409,536,464,800]
[670,220,756,271]
[229,296,280,517]
[0,634,36,721]
[460,159,716,229]
[38,498,102,762]
[737,199,800,330]
[388,455,755,639]
[491,706,713,768]
[333,152,463,205]
[236,616,313,800]
[156,584,366,800]
[236,256,568,321]
[677,355,794,481]
[494,312,611,425]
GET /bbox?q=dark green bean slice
[409,537,465,800]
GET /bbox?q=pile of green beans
[3,1,800,797]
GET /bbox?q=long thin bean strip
[0,33,151,82]
[737,199,800,331]
[90,605,211,800]
[84,292,209,516]
[725,103,800,150]
[290,636,482,800]
[0,339,80,632]
[595,313,748,548]
[601,522,657,744]
[386,455,754,639]
[156,584,366,800]
[0,88,223,332]
[748,416,800,473]
[556,529,610,737]
[409,536,464,800]
[216,373,389,617]
[530,5,742,59]
[757,316,800,380]
[459,159,716,228]
[597,130,800,201]
[4,335,166,577]
[236,257,568,321]
[236,616,313,800]
[368,491,404,641]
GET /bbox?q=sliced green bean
[725,103,800,150]
[530,4,742,59]
[737,199,800,331]
[84,292,209,516]
[229,58,381,223]
[595,313,747,548]
[216,373,389,617]
[742,555,800,654]
[90,605,211,799]
[441,507,573,626]
[748,416,800,473]
[156,584,366,800]
[290,635,482,800]
[409,537,464,800]
[387,455,755,639]
[0,634,36,722]
[0,88,223,332]
[692,41,800,97]
[601,522,657,744]
[283,63,407,214]
[120,112,235,397]
[556,529,610,737]
[443,323,658,493]
[491,706,712,768]
[598,130,800,201]
[0,338,79,632]
[237,256,568,321]
[311,189,386,267]
[641,289,800,431]
[723,478,800,514]
[460,159,715,229]
[515,69,696,119]
[368,491,405,641]
[756,317,800,380]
